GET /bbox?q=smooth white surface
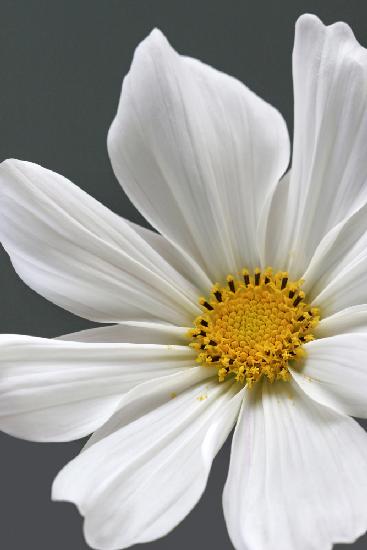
[277,15,367,277]
[223,380,367,550]
[292,333,367,417]
[0,334,196,441]
[0,159,200,325]
[108,28,289,282]
[58,321,189,344]
[53,376,244,549]
[315,305,367,337]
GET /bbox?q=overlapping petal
[257,171,290,269]
[108,29,290,281]
[127,220,212,293]
[315,305,367,337]
[58,321,189,344]
[291,333,367,418]
[223,380,367,550]
[299,200,367,316]
[53,374,243,550]
[273,15,367,276]
[0,334,196,442]
[0,159,201,325]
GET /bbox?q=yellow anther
[189,268,320,387]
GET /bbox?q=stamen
[293,293,304,307]
[200,298,214,311]
[227,276,235,293]
[242,269,250,286]
[214,290,223,302]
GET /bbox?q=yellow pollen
[189,268,320,387]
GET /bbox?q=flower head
[0,13,367,550]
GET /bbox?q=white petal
[223,380,367,550]
[282,14,367,275]
[108,29,290,281]
[258,170,290,270]
[0,334,196,442]
[315,305,367,338]
[82,365,216,452]
[291,333,367,418]
[52,375,244,550]
[58,321,189,344]
[127,220,212,293]
[314,259,367,315]
[0,159,201,325]
[316,276,367,327]
[301,201,367,316]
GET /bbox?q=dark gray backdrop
[0,1,366,549]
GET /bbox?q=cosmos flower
[0,12,367,550]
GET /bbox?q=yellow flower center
[189,268,320,387]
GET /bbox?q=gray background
[0,0,366,548]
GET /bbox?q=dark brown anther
[265,276,270,284]
[293,296,302,307]
[244,274,250,286]
[200,319,208,327]
[289,290,295,299]
[255,272,260,285]
[281,277,288,290]
[199,330,206,337]
[211,356,220,362]
[228,279,235,292]
[208,340,217,346]
[202,301,214,311]
[297,315,305,322]
[214,290,223,302]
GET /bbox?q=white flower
[1,12,367,550]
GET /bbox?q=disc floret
[189,268,319,387]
